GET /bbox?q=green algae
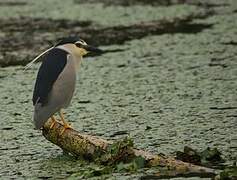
[0,0,201,26]
[0,0,237,179]
[220,165,237,180]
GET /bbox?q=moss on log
[42,119,217,178]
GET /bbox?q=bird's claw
[60,123,72,135]
[49,116,58,129]
[50,120,56,129]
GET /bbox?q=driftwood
[42,119,217,178]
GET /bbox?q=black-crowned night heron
[31,37,102,134]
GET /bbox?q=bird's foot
[50,121,56,129]
[49,116,58,129]
[59,110,72,135]
[60,123,72,135]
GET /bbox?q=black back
[55,37,81,46]
[33,48,68,106]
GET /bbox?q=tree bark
[42,119,217,178]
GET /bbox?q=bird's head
[55,37,103,57]
[24,37,102,71]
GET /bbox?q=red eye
[75,43,82,47]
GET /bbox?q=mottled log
[42,119,217,177]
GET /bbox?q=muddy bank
[0,0,214,67]
[0,14,212,67]
[75,0,229,7]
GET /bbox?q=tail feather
[34,103,55,129]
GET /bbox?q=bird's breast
[72,55,82,71]
[50,56,77,108]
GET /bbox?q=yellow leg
[59,110,72,135]
[49,116,57,129]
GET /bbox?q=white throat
[56,44,83,70]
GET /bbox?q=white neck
[56,44,83,70]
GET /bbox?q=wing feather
[32,48,68,106]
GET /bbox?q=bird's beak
[82,45,103,54]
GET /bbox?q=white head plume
[24,46,54,71]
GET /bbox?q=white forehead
[76,40,87,45]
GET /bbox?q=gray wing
[33,48,68,106]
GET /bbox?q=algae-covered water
[0,0,236,179]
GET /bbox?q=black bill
[83,45,103,54]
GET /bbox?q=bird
[31,37,102,134]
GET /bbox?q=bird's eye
[75,40,87,47]
[75,42,82,48]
